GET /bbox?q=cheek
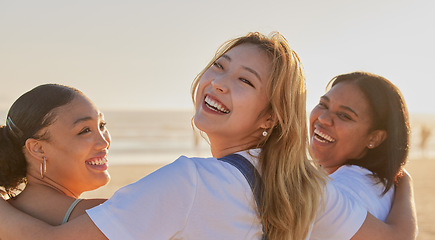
[340,131,369,156]
[236,98,267,128]
[198,70,214,88]
[195,77,209,106]
[309,108,320,128]
[48,141,72,157]
[58,139,90,158]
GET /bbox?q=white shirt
[87,151,367,240]
[329,165,394,221]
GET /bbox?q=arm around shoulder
[0,156,198,240]
[352,170,418,240]
[0,198,107,240]
[68,198,107,221]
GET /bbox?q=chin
[99,172,111,186]
[89,173,111,191]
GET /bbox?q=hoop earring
[262,130,268,137]
[40,156,47,179]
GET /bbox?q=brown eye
[337,113,352,121]
[78,127,91,135]
[317,102,327,109]
[213,62,223,70]
[240,78,254,88]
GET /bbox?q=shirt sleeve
[308,181,368,240]
[86,156,198,240]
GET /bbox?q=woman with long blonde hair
[0,32,415,240]
[190,32,326,239]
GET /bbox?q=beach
[406,157,435,240]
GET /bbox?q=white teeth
[86,157,108,166]
[314,129,336,143]
[205,96,230,114]
[314,134,329,143]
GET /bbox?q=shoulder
[68,198,107,221]
[130,155,204,184]
[142,155,255,206]
[330,165,376,191]
[310,181,367,239]
[330,165,387,194]
[95,155,252,210]
[157,155,216,173]
[330,165,371,179]
[186,154,257,188]
[105,156,217,200]
[144,155,215,182]
[161,155,246,181]
[326,165,394,221]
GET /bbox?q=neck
[26,173,80,198]
[325,166,340,175]
[210,137,259,158]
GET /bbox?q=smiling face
[309,81,380,174]
[38,94,111,196]
[194,43,273,157]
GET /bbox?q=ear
[260,114,277,129]
[367,130,387,149]
[24,138,45,160]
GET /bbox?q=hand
[396,168,413,186]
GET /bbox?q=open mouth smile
[314,128,336,143]
[204,95,230,114]
[85,157,108,166]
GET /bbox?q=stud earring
[368,143,374,149]
[262,130,268,137]
[40,156,47,179]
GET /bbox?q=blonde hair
[191,32,326,239]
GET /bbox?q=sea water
[104,110,212,165]
[1,110,434,164]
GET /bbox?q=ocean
[1,110,434,165]
[104,110,212,165]
[0,109,211,165]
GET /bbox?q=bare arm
[352,170,418,240]
[0,157,193,239]
[0,169,417,239]
[0,199,106,240]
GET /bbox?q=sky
[1,0,434,115]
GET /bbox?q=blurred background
[1,1,434,239]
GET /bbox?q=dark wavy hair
[327,72,410,194]
[0,84,83,197]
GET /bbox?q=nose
[317,110,333,126]
[211,76,228,93]
[96,129,111,150]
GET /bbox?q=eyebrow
[221,54,262,82]
[72,113,104,126]
[321,96,359,117]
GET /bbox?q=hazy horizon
[1,0,434,114]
